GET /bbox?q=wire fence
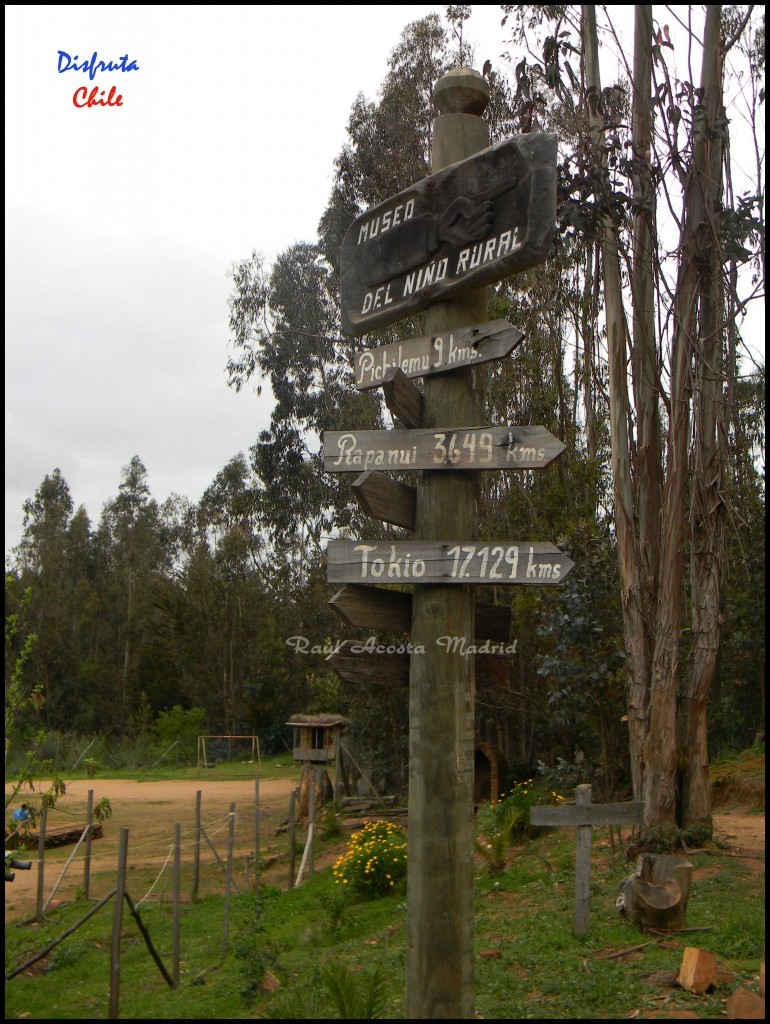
[4,778,325,1017]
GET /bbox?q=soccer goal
[197,735,261,771]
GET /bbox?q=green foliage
[476,781,563,873]
[154,704,206,748]
[262,961,390,1020]
[332,821,407,897]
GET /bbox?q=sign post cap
[434,67,489,115]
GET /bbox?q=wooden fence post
[287,790,297,891]
[109,827,129,1019]
[221,802,235,953]
[172,822,181,986]
[192,790,201,901]
[308,778,315,878]
[254,777,260,890]
[83,789,93,899]
[35,803,47,922]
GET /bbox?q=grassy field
[4,753,765,1019]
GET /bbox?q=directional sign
[340,133,557,334]
[329,584,513,642]
[352,472,417,531]
[326,540,574,585]
[323,426,565,473]
[326,641,513,689]
[353,319,524,390]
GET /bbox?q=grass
[5,811,764,1019]
[5,752,765,1018]
[5,754,299,787]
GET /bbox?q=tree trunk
[680,6,726,833]
[583,5,651,805]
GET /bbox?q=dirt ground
[4,774,764,923]
[4,774,303,921]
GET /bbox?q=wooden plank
[326,640,512,689]
[328,584,412,634]
[328,584,512,642]
[326,540,574,586]
[382,367,423,427]
[530,802,645,827]
[324,425,565,473]
[352,472,416,531]
[340,133,558,334]
[353,319,524,390]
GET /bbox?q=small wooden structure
[287,714,346,764]
[287,714,348,818]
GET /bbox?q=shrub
[332,820,407,897]
[475,780,563,874]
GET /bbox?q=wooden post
[192,789,201,901]
[287,789,297,890]
[35,803,47,922]
[84,788,93,899]
[254,777,261,890]
[308,776,315,878]
[574,784,592,936]
[406,67,490,1021]
[222,802,235,953]
[109,827,129,1019]
[172,822,181,986]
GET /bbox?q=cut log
[619,853,693,930]
[5,822,104,850]
[297,765,333,821]
[726,987,765,1019]
[678,947,718,994]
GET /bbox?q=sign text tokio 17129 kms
[323,426,564,473]
[326,540,574,585]
[340,133,557,335]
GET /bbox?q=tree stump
[297,764,333,821]
[619,853,693,930]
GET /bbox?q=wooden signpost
[326,67,560,1019]
[323,425,565,473]
[530,784,644,936]
[352,319,524,390]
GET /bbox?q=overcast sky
[4,6,764,559]
[5,4,521,558]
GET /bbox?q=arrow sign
[328,584,512,641]
[323,426,565,473]
[340,133,557,334]
[326,540,574,586]
[353,319,524,390]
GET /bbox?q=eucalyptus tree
[97,456,170,719]
[498,4,764,835]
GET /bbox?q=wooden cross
[530,783,644,935]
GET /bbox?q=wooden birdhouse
[286,713,346,765]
